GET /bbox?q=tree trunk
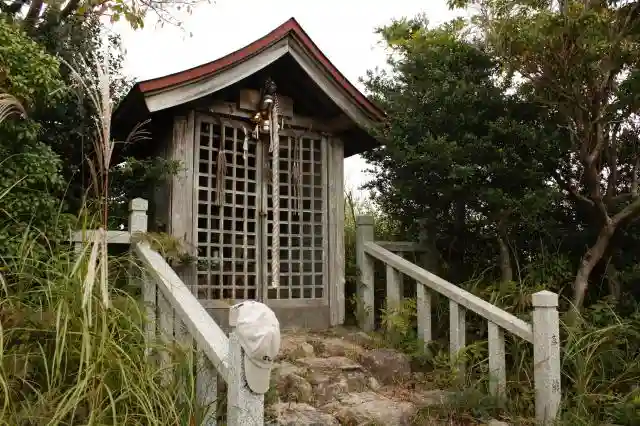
[604,258,621,302]
[497,234,513,293]
[570,223,615,322]
[417,219,441,275]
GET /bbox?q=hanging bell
[261,94,274,111]
[262,119,270,132]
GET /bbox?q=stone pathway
[266,327,453,426]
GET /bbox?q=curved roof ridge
[136,17,384,119]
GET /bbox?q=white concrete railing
[355,215,561,425]
[71,199,274,425]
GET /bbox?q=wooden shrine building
[113,18,384,329]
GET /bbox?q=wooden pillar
[488,321,506,399]
[416,218,434,349]
[129,198,148,235]
[328,137,345,326]
[170,112,196,290]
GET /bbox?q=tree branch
[604,123,620,208]
[57,0,82,25]
[553,171,594,207]
[632,155,639,198]
[1,0,28,15]
[23,0,43,29]
[612,194,640,227]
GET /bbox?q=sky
[112,0,463,198]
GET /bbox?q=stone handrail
[355,215,561,425]
[71,199,273,425]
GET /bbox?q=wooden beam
[145,39,289,112]
[238,88,294,118]
[207,101,332,133]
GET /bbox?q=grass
[0,228,210,425]
[369,293,640,425]
[343,194,640,425]
[0,41,222,423]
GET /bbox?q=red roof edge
[137,17,385,120]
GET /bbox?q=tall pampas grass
[0,36,198,425]
[0,93,26,124]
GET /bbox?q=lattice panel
[195,118,259,301]
[266,136,325,300]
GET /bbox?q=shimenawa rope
[269,94,280,289]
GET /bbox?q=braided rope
[213,126,227,207]
[291,134,302,216]
[269,95,280,288]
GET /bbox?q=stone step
[269,329,453,425]
[273,356,377,405]
[319,391,417,425]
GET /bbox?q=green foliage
[0,234,204,424]
[362,16,564,286]
[379,299,417,348]
[1,0,208,33]
[108,157,182,230]
[0,19,73,257]
[369,270,640,424]
[133,231,196,267]
[28,15,137,216]
[0,18,61,108]
[446,0,640,311]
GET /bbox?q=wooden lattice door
[194,114,327,305]
[195,116,261,301]
[265,134,326,302]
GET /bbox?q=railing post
[129,198,148,234]
[386,264,402,311]
[356,215,375,332]
[196,350,218,425]
[532,290,561,424]
[449,300,466,380]
[488,321,506,399]
[228,301,279,425]
[128,198,154,359]
[416,218,434,349]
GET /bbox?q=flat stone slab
[278,335,310,361]
[320,391,417,425]
[269,402,339,426]
[295,356,363,371]
[307,336,365,358]
[358,348,412,384]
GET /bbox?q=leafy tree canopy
[1,0,207,32]
[362,16,563,283]
[0,18,71,256]
[446,0,640,312]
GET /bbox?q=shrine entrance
[194,114,327,307]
